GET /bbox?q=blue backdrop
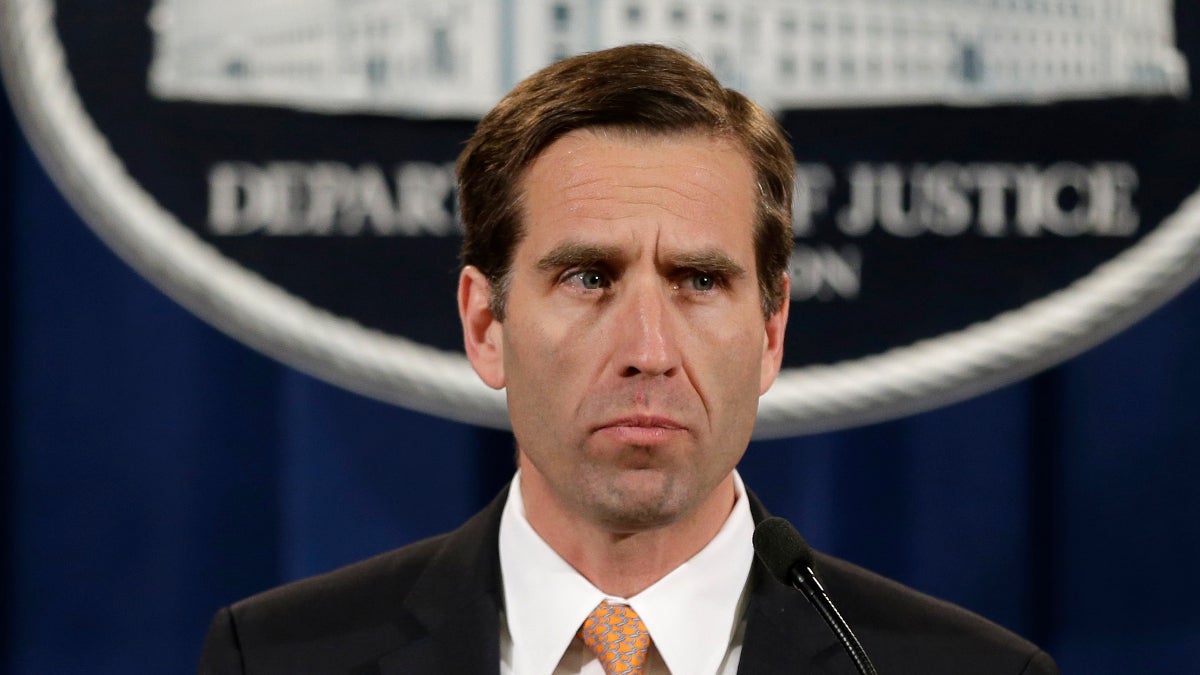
[4,90,1200,673]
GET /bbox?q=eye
[690,273,717,292]
[568,269,608,290]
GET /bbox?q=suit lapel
[376,488,508,675]
[739,492,852,675]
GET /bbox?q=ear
[759,273,790,396]
[458,266,506,389]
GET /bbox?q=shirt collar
[499,470,755,675]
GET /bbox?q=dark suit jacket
[199,488,1058,674]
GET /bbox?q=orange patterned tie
[578,601,652,675]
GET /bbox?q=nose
[614,282,680,378]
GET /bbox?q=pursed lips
[592,415,688,445]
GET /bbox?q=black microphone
[753,517,879,675]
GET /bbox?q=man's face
[460,128,788,533]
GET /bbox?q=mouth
[593,415,688,445]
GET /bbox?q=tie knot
[578,601,652,675]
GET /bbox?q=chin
[582,474,691,532]
[590,505,681,534]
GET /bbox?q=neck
[518,461,737,598]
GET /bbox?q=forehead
[516,128,758,256]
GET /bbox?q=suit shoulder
[230,532,450,634]
[200,491,508,672]
[199,533,457,673]
[815,553,1058,674]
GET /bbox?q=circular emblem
[5,0,1200,437]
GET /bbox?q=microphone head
[753,516,816,584]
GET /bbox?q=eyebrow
[536,242,748,278]
[535,242,624,271]
[666,249,747,278]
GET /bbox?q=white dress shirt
[498,470,755,675]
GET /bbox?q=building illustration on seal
[147,0,1189,116]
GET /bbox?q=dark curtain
[4,93,1199,674]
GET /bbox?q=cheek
[696,305,764,361]
[504,315,589,404]
[686,320,762,388]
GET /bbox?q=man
[199,44,1058,674]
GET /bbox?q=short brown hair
[457,43,794,319]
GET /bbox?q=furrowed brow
[668,249,747,278]
[535,242,624,271]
